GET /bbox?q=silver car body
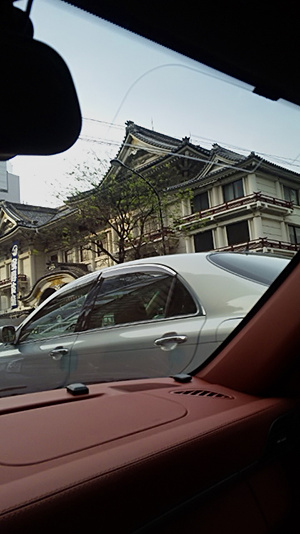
[0,252,289,395]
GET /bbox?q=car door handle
[154,334,187,351]
[50,347,69,361]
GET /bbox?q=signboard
[10,242,18,309]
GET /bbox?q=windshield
[0,0,298,396]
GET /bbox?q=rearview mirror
[0,3,81,159]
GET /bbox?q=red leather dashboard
[0,376,296,533]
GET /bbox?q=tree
[41,157,166,264]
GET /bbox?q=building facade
[0,161,20,203]
[0,121,299,319]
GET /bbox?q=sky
[12,0,300,207]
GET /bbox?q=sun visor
[0,31,82,159]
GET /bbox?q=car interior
[0,1,299,533]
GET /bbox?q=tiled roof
[125,121,183,150]
[110,122,212,179]
[211,143,247,162]
[0,201,74,229]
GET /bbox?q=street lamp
[110,158,166,254]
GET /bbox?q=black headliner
[65,0,299,108]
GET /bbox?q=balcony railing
[0,274,27,288]
[179,192,294,227]
[216,238,299,253]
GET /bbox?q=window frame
[81,264,201,332]
[192,191,209,212]
[283,185,299,205]
[194,230,214,252]
[226,220,250,246]
[64,249,73,263]
[288,224,300,245]
[223,178,244,202]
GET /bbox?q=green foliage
[42,154,206,263]
[43,157,164,263]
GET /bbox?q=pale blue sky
[13,0,300,206]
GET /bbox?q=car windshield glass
[0,0,298,396]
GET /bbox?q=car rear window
[207,253,289,286]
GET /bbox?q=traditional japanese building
[0,202,88,322]
[1,121,299,318]
[111,121,300,255]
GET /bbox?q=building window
[283,185,299,205]
[64,250,73,263]
[194,230,214,252]
[288,225,300,245]
[192,191,209,212]
[79,246,89,262]
[226,221,249,246]
[223,179,244,202]
[95,240,102,257]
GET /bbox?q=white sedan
[0,252,289,396]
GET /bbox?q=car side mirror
[0,2,81,159]
[0,326,16,344]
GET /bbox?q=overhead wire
[80,118,300,171]
[77,134,300,174]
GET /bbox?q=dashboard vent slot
[171,389,234,399]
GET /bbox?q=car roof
[33,252,286,320]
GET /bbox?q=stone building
[0,121,299,318]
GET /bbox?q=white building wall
[246,173,257,194]
[250,215,263,239]
[0,162,20,203]
[255,175,277,197]
[261,217,283,241]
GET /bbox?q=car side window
[86,271,197,330]
[18,282,94,343]
[166,278,197,317]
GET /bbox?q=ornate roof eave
[0,200,63,240]
[198,152,247,179]
[0,203,18,240]
[112,127,178,174]
[0,224,29,245]
[20,267,87,307]
[252,158,300,181]
[136,143,211,177]
[109,121,210,176]
[125,121,183,151]
[165,155,259,192]
[0,202,77,245]
[1,201,59,226]
[170,153,300,192]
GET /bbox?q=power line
[77,135,300,172]
[82,117,124,130]
[79,121,300,171]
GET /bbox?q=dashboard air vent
[170,389,234,399]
